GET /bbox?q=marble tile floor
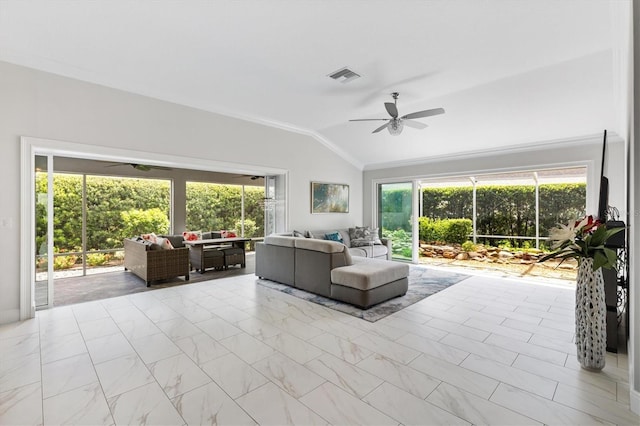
[1,271,638,425]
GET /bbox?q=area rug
[256,265,470,322]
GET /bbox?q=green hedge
[418,217,472,244]
[36,174,265,253]
[421,183,585,247]
[186,182,264,237]
[380,183,585,248]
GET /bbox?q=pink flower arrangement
[539,215,622,271]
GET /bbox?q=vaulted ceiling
[0,0,628,169]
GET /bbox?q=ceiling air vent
[328,67,361,83]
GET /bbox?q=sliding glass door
[34,155,54,308]
[378,182,417,261]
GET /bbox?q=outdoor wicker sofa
[123,238,190,286]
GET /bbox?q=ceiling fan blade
[403,119,428,129]
[401,107,445,120]
[384,102,398,118]
[104,162,171,171]
[349,118,390,122]
[372,122,390,133]
[132,164,173,171]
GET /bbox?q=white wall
[0,60,362,323]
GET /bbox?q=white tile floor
[1,270,639,425]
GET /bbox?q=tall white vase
[575,257,607,370]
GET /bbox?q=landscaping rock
[499,251,514,259]
[442,251,456,259]
[467,251,481,259]
[456,252,469,260]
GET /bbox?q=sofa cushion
[331,258,409,291]
[264,235,297,247]
[295,238,345,254]
[203,249,224,259]
[349,245,388,258]
[292,230,307,238]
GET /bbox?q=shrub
[120,208,170,238]
[234,218,257,238]
[418,217,472,244]
[400,248,412,258]
[418,217,440,243]
[382,228,412,257]
[53,253,77,270]
[461,241,477,252]
[498,240,513,250]
[86,252,109,266]
[442,219,472,244]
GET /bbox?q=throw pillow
[155,237,174,250]
[141,232,158,244]
[348,226,370,247]
[292,230,307,238]
[368,227,383,245]
[324,231,343,243]
[349,226,382,247]
[220,230,237,238]
[183,230,202,241]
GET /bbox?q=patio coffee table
[185,237,250,273]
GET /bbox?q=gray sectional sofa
[255,235,408,309]
[295,228,392,260]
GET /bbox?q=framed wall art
[311,182,349,213]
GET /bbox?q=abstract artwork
[311,182,349,213]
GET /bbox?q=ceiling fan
[232,174,264,180]
[105,162,172,171]
[350,92,444,135]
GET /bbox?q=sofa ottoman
[330,258,409,309]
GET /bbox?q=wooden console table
[184,237,250,273]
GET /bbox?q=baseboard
[0,308,20,325]
[631,387,640,415]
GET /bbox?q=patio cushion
[183,230,202,241]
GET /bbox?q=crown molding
[213,111,365,171]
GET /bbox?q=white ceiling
[0,0,627,169]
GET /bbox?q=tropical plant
[538,215,623,271]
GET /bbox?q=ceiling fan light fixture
[387,119,404,136]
